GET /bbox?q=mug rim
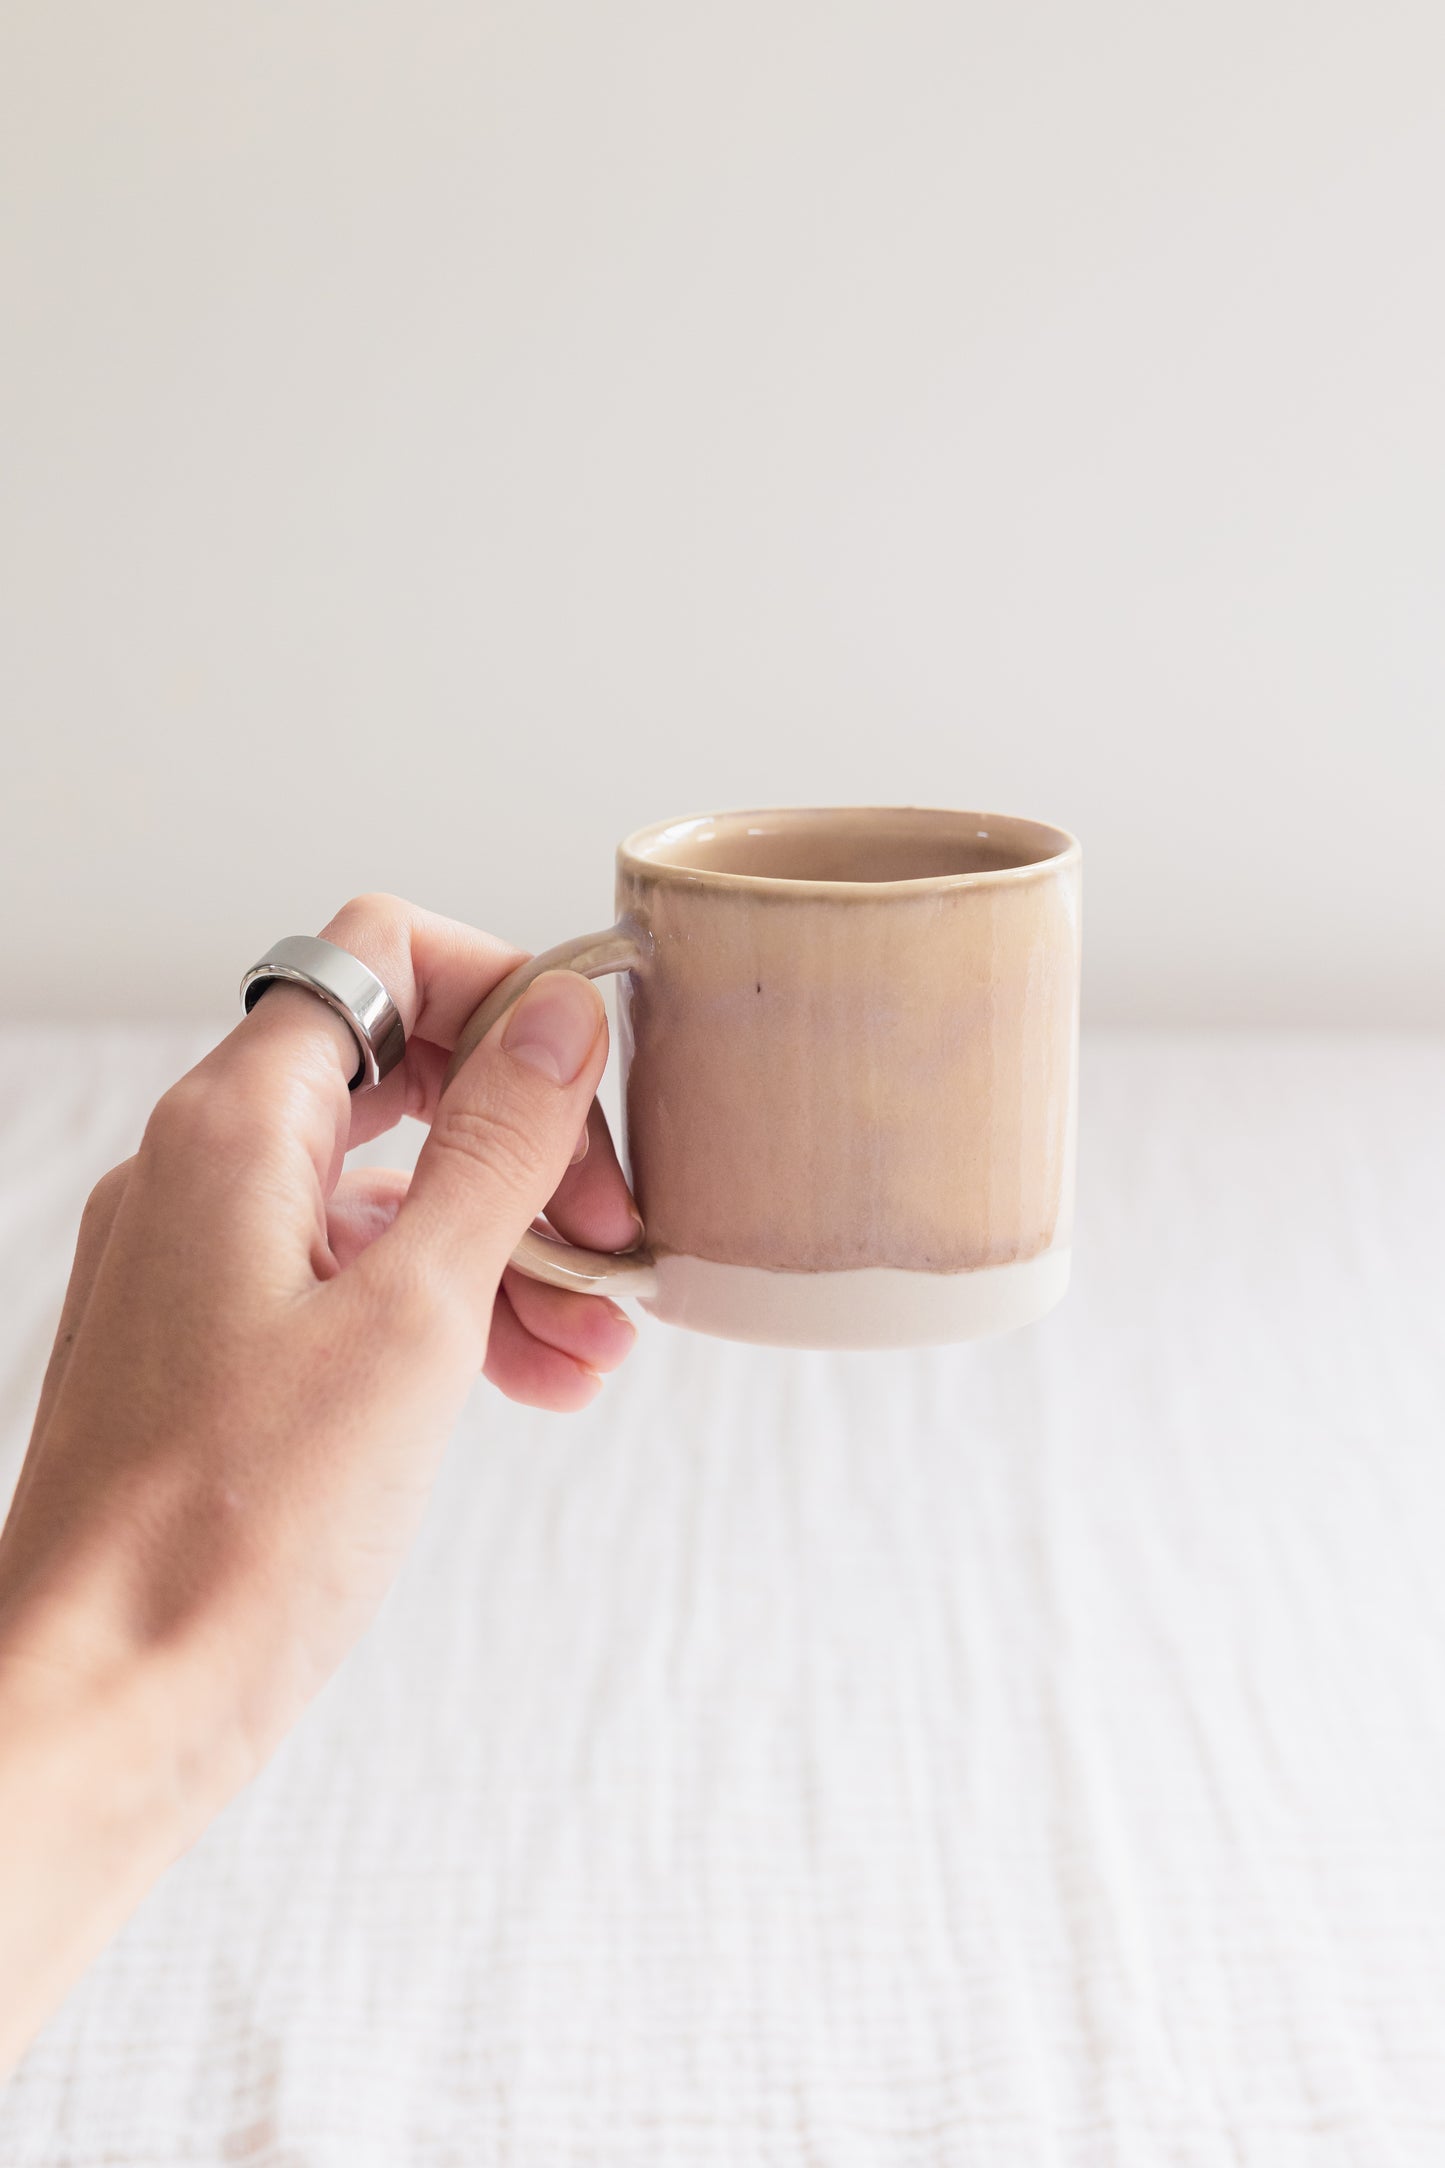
[618,804,1080,898]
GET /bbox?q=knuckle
[372,1254,449,1341]
[321,895,415,1024]
[429,1100,548,1194]
[83,1160,131,1221]
[143,1075,206,1149]
[357,1244,475,1357]
[142,1074,259,1163]
[326,891,407,940]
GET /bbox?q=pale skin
[0,895,644,2073]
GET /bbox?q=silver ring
[240,935,407,1092]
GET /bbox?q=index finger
[183,897,530,1206]
[310,895,532,1155]
[319,893,528,1054]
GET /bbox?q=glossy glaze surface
[615,806,1081,1280]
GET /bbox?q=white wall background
[2,0,1441,1025]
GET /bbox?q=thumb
[356,969,608,1340]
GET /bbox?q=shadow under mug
[444,806,1081,1350]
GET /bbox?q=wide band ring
[240,935,407,1092]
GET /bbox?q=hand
[0,894,643,2068]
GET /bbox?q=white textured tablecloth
[0,1026,1442,2167]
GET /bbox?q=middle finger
[541,1099,643,1255]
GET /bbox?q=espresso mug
[446,807,1081,1349]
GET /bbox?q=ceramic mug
[446,806,1081,1349]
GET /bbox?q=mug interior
[623,806,1075,888]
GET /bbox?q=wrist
[0,1582,253,1857]
[0,1636,189,1845]
[0,1631,204,2070]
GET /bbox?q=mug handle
[440,925,658,1298]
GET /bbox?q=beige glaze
[447,806,1081,1347]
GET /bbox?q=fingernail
[503,971,603,1085]
[570,1122,591,1165]
[619,1207,646,1252]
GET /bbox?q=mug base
[640,1246,1071,1350]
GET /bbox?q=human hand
[0,894,642,2065]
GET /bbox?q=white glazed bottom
[640,1246,1071,1349]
